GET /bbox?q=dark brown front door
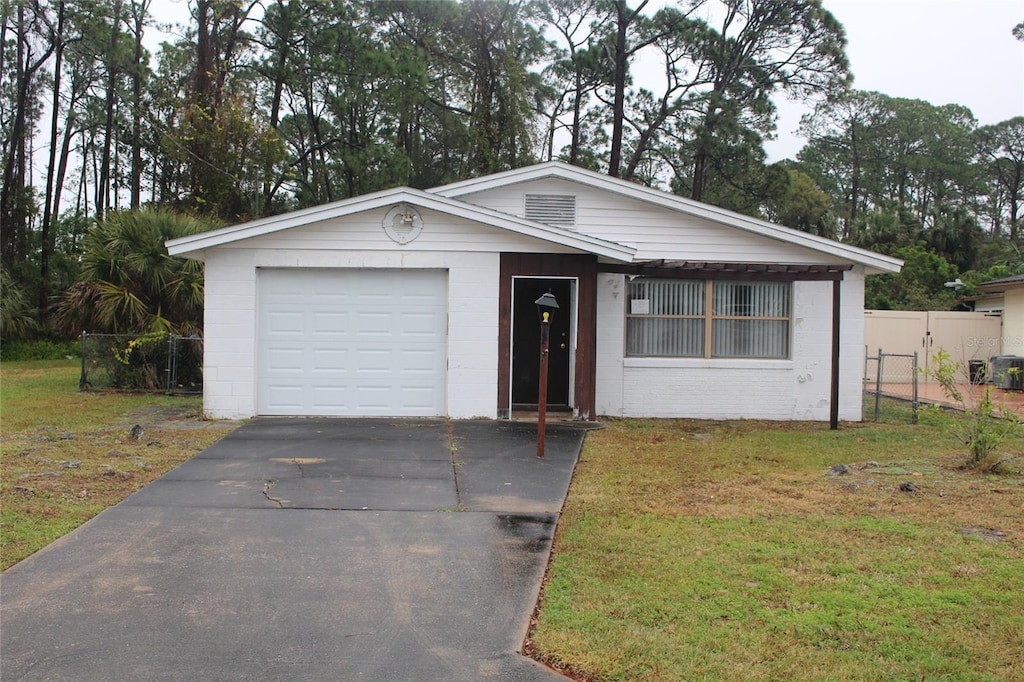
[511,278,573,408]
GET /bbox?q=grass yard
[0,359,239,570]
[530,403,1024,681]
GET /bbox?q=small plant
[927,350,1022,470]
[101,331,169,390]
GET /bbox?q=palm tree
[0,266,39,341]
[52,208,217,336]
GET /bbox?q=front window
[626,279,790,359]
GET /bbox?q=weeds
[0,360,238,569]
[927,350,1022,470]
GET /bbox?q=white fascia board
[433,162,903,275]
[166,185,635,262]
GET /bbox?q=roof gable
[432,162,902,275]
[166,186,635,262]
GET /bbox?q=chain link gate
[864,347,919,423]
[79,332,203,395]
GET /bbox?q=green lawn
[0,360,239,569]
[530,409,1024,681]
[4,364,1022,679]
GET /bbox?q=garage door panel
[312,311,349,334]
[354,311,396,336]
[267,348,305,371]
[398,349,442,372]
[263,384,306,411]
[308,386,352,411]
[265,311,305,332]
[258,269,447,416]
[310,349,348,372]
[400,311,445,336]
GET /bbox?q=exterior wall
[1002,288,1024,356]
[457,178,851,265]
[595,269,866,421]
[200,207,557,419]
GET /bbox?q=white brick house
[167,162,901,424]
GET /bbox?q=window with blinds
[626,279,790,359]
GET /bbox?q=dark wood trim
[600,261,851,282]
[498,253,598,420]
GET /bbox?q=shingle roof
[977,273,1024,290]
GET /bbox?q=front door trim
[496,253,599,420]
[509,276,577,411]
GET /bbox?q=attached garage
[257,268,448,416]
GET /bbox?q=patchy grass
[1,360,239,570]
[530,406,1024,681]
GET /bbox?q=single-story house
[974,274,1024,357]
[166,162,902,424]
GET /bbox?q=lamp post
[534,291,559,457]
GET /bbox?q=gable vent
[525,194,576,229]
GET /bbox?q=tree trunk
[607,0,630,178]
[1,4,53,269]
[690,101,720,202]
[129,0,149,209]
[569,70,583,165]
[40,2,68,316]
[97,0,123,219]
[848,124,860,239]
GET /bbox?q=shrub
[0,339,80,361]
[928,350,1022,470]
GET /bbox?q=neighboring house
[166,162,902,424]
[975,274,1024,357]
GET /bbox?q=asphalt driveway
[1,418,586,681]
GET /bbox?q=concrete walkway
[1,418,586,681]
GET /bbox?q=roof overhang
[166,186,636,263]
[976,275,1024,293]
[433,162,903,276]
[600,260,853,281]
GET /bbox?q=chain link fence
[79,332,202,395]
[864,347,919,423]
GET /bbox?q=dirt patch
[123,404,239,431]
[960,526,1008,542]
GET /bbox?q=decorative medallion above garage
[383,204,423,244]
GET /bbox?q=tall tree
[798,91,889,239]
[1,1,55,273]
[976,117,1024,243]
[126,0,151,210]
[180,0,265,218]
[536,0,612,165]
[686,0,849,201]
[377,0,547,180]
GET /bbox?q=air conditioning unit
[990,356,1024,390]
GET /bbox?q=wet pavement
[0,418,586,681]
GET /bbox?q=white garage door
[257,269,447,416]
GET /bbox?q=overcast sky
[767,0,1024,160]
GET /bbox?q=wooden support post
[830,279,841,430]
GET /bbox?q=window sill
[623,357,794,370]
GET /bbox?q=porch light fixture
[534,291,559,457]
